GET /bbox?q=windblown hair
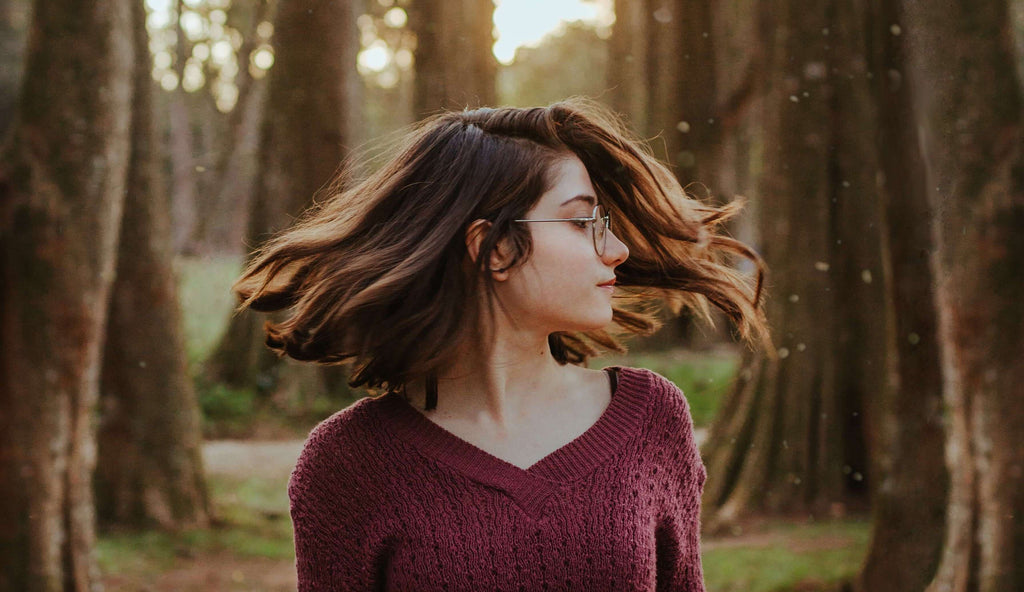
[233,98,770,404]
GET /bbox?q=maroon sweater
[288,366,707,591]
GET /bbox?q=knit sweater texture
[288,366,708,591]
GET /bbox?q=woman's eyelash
[571,220,589,229]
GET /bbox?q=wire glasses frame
[514,204,611,256]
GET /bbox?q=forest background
[0,0,1022,591]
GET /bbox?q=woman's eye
[571,220,589,229]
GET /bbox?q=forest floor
[99,440,303,592]
[98,430,869,592]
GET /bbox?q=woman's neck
[406,322,578,431]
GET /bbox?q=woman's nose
[602,229,629,266]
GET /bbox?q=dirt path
[203,439,305,480]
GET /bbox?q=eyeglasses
[514,204,611,256]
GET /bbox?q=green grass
[703,518,870,592]
[96,472,295,577]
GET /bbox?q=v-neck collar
[369,366,652,518]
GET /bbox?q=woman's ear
[465,219,513,281]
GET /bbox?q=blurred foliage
[144,0,265,110]
[195,378,259,435]
[355,0,416,142]
[357,17,613,140]
[498,21,610,107]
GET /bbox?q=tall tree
[609,0,762,194]
[168,0,199,254]
[408,0,496,117]
[854,0,949,589]
[607,0,651,132]
[0,0,135,589]
[94,0,210,531]
[609,0,765,350]
[700,0,887,530]
[0,0,29,137]
[204,0,355,407]
[190,0,272,254]
[901,1,1024,590]
[649,0,719,189]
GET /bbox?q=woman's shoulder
[289,396,387,491]
[606,365,686,399]
[610,365,705,479]
[302,396,380,449]
[606,365,696,424]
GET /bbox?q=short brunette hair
[233,99,770,398]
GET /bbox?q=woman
[234,99,770,591]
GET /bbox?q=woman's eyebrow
[559,194,597,208]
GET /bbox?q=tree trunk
[199,78,267,254]
[713,0,766,286]
[656,0,719,188]
[607,0,651,132]
[613,0,757,196]
[168,0,198,255]
[853,0,949,589]
[0,0,134,589]
[0,0,29,137]
[409,0,496,117]
[192,0,271,254]
[662,0,728,350]
[204,0,355,408]
[94,0,210,532]
[611,0,763,351]
[700,0,886,532]
[901,1,1024,590]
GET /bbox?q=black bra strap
[425,373,438,411]
[603,367,618,394]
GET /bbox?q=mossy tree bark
[94,0,210,532]
[901,1,1024,590]
[0,0,134,588]
[700,0,888,532]
[204,0,355,409]
[853,0,949,589]
[408,0,496,118]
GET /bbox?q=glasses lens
[593,205,607,256]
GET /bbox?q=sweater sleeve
[288,416,389,592]
[653,376,708,592]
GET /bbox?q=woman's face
[496,154,630,334]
